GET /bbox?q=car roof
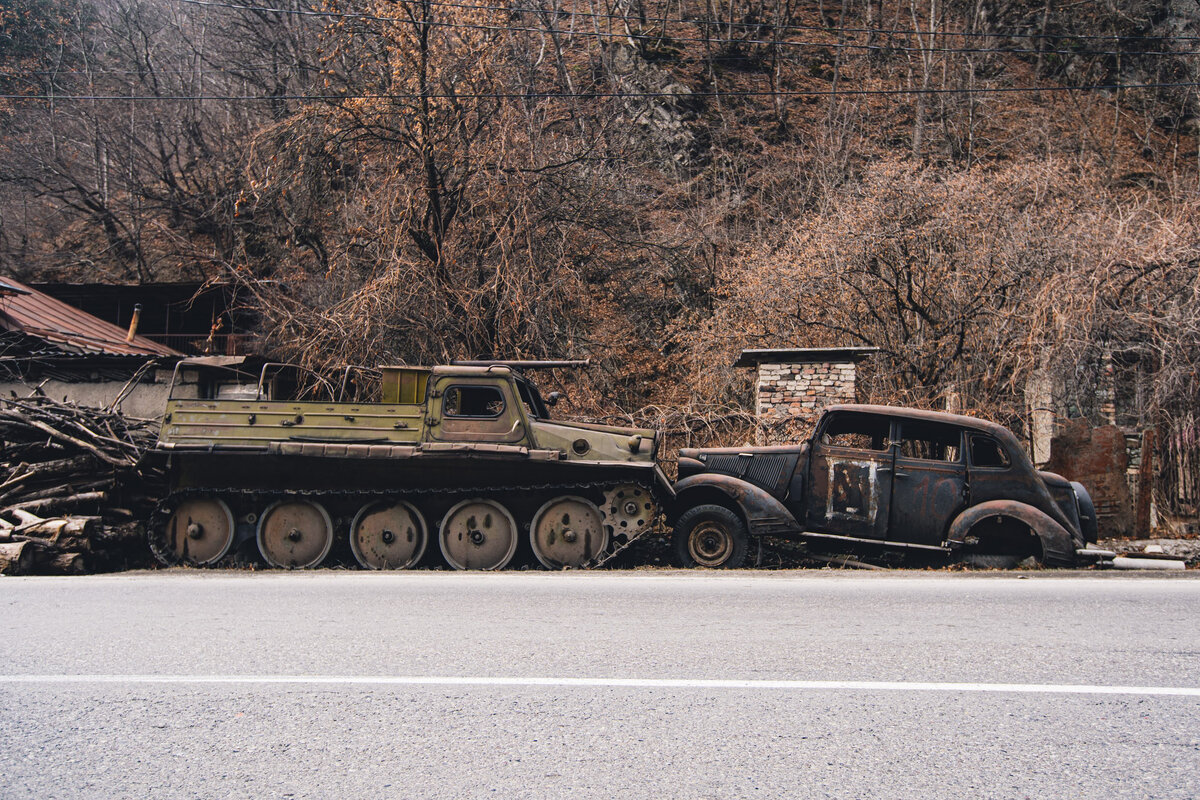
[822,404,1017,439]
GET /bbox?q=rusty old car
[669,404,1099,569]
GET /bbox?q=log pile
[0,394,163,574]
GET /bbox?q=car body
[670,404,1098,568]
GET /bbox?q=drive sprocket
[600,484,656,542]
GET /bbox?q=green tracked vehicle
[150,357,670,570]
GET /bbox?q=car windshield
[516,378,550,419]
[819,413,890,451]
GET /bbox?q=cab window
[970,434,1011,468]
[444,385,505,418]
[898,420,962,462]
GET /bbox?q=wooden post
[1135,428,1156,537]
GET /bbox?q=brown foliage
[2,0,1200,442]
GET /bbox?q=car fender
[947,500,1077,567]
[672,474,800,537]
[1071,481,1099,544]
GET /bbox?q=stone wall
[0,368,198,421]
[1045,419,1134,538]
[755,360,857,438]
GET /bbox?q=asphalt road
[2,570,1198,799]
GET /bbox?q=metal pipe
[1110,556,1186,570]
[450,360,590,370]
[125,304,142,342]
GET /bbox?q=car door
[805,411,895,539]
[965,432,1018,504]
[888,419,967,546]
[428,377,528,444]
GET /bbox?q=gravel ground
[1098,537,1200,566]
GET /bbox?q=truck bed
[159,399,425,450]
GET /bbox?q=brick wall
[755,360,857,435]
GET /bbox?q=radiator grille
[704,453,792,493]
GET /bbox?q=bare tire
[439,499,518,571]
[257,499,334,569]
[673,504,749,568]
[165,497,235,566]
[350,500,427,570]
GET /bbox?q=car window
[444,385,506,418]
[898,420,961,462]
[970,434,1011,468]
[819,413,890,452]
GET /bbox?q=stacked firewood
[0,394,162,575]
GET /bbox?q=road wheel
[165,497,235,566]
[439,499,518,571]
[257,499,333,569]
[673,504,749,568]
[530,496,608,569]
[350,500,427,570]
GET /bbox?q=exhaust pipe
[125,303,142,342]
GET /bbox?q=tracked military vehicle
[151,358,669,570]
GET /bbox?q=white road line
[1,675,1198,696]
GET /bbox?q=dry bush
[223,0,690,386]
[671,158,1200,434]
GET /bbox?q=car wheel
[673,504,749,568]
[960,517,1043,570]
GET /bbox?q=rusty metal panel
[890,459,967,546]
[380,367,429,404]
[826,458,883,524]
[161,399,425,448]
[806,447,893,539]
[0,275,179,356]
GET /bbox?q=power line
[2,65,310,77]
[3,82,1197,102]
[406,0,1200,45]
[180,0,1200,45]
[178,0,1200,57]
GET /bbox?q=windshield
[516,377,550,420]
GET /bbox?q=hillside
[1,0,1198,435]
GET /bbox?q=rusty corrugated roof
[0,275,180,357]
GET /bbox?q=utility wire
[177,0,1200,57]
[399,0,1200,45]
[180,0,1200,45]
[4,82,1198,102]
[406,0,1200,42]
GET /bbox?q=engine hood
[530,418,658,463]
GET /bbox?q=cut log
[8,455,98,482]
[0,465,32,493]
[0,541,34,575]
[11,479,110,503]
[46,552,88,575]
[14,516,98,542]
[97,521,145,544]
[2,491,107,516]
